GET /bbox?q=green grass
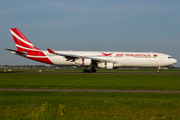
[1,72,180,119]
[0,73,180,90]
[0,91,180,120]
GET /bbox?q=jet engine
[97,62,113,69]
[75,58,91,66]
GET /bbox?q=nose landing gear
[157,67,161,73]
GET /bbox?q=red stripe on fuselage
[25,56,53,64]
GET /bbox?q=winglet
[47,48,55,54]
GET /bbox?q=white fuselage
[43,51,177,68]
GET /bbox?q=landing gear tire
[92,68,96,73]
[83,68,97,73]
[91,67,96,73]
[83,69,87,73]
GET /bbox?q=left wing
[47,48,116,63]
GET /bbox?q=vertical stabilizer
[10,28,40,52]
[9,28,53,64]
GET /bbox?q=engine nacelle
[97,62,114,69]
[75,58,91,66]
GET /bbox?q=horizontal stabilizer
[4,48,27,56]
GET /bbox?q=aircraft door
[159,55,163,61]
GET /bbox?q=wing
[4,48,27,56]
[47,48,116,63]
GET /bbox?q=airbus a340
[5,28,177,73]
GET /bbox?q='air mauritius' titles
[99,53,152,57]
[117,54,151,57]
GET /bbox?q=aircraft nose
[173,58,177,64]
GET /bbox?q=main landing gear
[83,67,97,73]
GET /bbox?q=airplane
[4,28,177,73]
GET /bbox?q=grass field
[0,70,180,119]
[0,91,180,120]
[0,73,180,90]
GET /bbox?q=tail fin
[10,28,40,52]
[8,28,53,64]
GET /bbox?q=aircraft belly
[119,58,157,67]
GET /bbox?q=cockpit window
[168,56,173,59]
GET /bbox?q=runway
[1,88,180,93]
[1,71,180,75]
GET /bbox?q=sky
[0,0,180,66]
